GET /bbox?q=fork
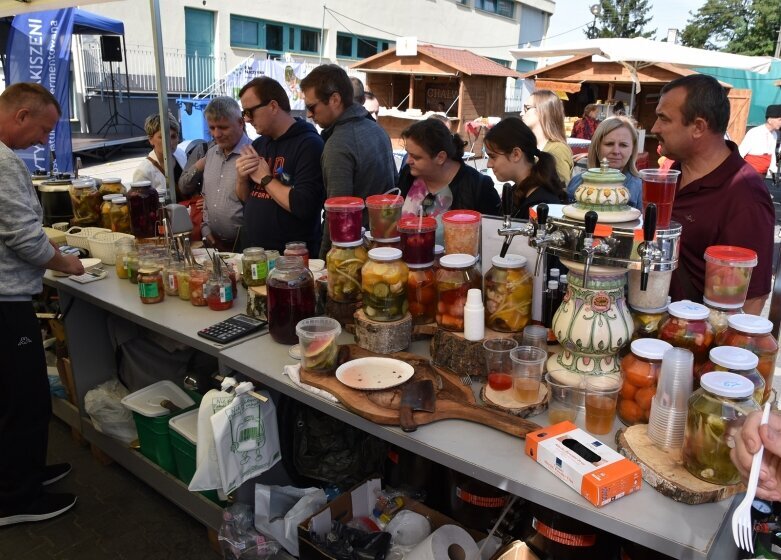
[732,401,772,553]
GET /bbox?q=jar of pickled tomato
[436,253,482,331]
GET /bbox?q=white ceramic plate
[52,257,101,277]
[335,357,415,391]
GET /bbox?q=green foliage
[585,0,656,39]
[681,0,780,55]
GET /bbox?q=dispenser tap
[581,211,598,287]
[497,183,534,257]
[526,204,566,276]
[637,203,658,291]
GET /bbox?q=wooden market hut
[352,44,523,150]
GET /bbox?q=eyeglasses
[523,104,536,112]
[421,193,436,216]
[242,100,271,119]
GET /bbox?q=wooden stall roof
[352,44,524,79]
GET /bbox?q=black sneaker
[0,493,77,527]
[42,463,72,486]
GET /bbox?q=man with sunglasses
[300,64,397,258]
[235,77,325,256]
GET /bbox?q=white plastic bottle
[463,288,485,341]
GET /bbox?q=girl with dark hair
[484,117,566,219]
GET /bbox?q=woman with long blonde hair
[522,89,573,185]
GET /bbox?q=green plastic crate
[168,408,224,505]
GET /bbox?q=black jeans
[0,301,50,511]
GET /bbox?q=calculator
[197,314,268,344]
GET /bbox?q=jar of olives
[138,267,164,304]
[362,248,408,321]
[484,254,533,333]
[700,346,765,404]
[242,247,268,287]
[326,239,368,303]
[109,196,131,234]
[436,254,482,331]
[407,262,436,325]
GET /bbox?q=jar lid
[375,236,401,243]
[668,300,709,320]
[243,247,265,256]
[368,247,402,261]
[102,177,122,183]
[491,254,527,268]
[366,194,403,207]
[700,371,755,398]
[727,314,772,334]
[434,244,445,255]
[364,231,374,241]
[581,162,626,184]
[709,346,759,370]
[130,181,152,188]
[398,216,437,231]
[138,267,162,274]
[408,261,435,269]
[630,338,673,360]
[704,245,758,267]
[112,196,127,204]
[71,179,95,188]
[333,239,365,248]
[442,209,481,224]
[440,253,478,268]
[102,194,122,201]
[324,196,365,210]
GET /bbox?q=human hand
[248,157,271,184]
[195,156,206,172]
[196,197,204,212]
[236,148,260,179]
[731,409,781,501]
[61,254,85,276]
[205,233,217,248]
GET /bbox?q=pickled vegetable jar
[109,196,131,234]
[398,216,436,265]
[682,371,759,485]
[407,262,436,325]
[325,196,364,243]
[98,177,125,196]
[700,346,765,404]
[114,238,135,279]
[242,247,268,287]
[618,338,672,425]
[126,251,140,284]
[267,256,316,344]
[707,304,742,337]
[718,314,778,404]
[205,275,234,311]
[266,250,280,272]
[703,245,757,309]
[442,210,481,256]
[484,254,532,333]
[162,261,181,296]
[433,244,444,269]
[436,254,482,331]
[659,300,714,373]
[189,269,210,306]
[69,179,102,225]
[326,239,367,303]
[138,267,164,304]
[127,180,161,238]
[629,303,668,341]
[284,241,309,269]
[366,194,403,240]
[177,267,193,300]
[362,248,408,321]
[101,194,121,229]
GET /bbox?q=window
[300,29,319,53]
[336,32,393,59]
[266,24,283,52]
[477,0,515,18]
[357,39,379,59]
[229,15,321,55]
[230,18,259,47]
[489,57,511,68]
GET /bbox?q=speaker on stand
[96,35,142,137]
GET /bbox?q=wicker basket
[88,231,135,265]
[65,226,110,251]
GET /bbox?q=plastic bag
[254,484,327,557]
[84,379,138,444]
[189,385,235,492]
[219,503,282,560]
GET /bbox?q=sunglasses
[523,104,536,112]
[242,100,272,119]
[421,193,436,216]
[305,91,336,114]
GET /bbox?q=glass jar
[109,196,131,234]
[114,238,136,279]
[719,315,779,405]
[205,275,234,311]
[433,244,445,270]
[177,267,193,300]
[325,196,365,243]
[629,303,668,341]
[442,210,481,256]
[361,247,409,322]
[162,261,182,296]
[436,253,482,331]
[706,303,742,337]
[189,269,210,306]
[700,346,765,404]
[242,247,268,287]
[284,241,309,269]
[373,236,401,250]
[407,262,437,325]
[138,267,164,304]
[366,193,404,240]
[484,254,533,333]
[617,338,673,425]
[398,216,436,265]
[326,239,368,303]
[266,256,316,344]
[126,251,140,284]
[127,180,161,238]
[265,250,280,272]
[100,194,121,229]
[703,245,757,309]
[69,178,102,225]
[682,371,759,485]
[98,177,125,196]
[659,300,715,373]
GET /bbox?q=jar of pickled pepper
[361,248,408,322]
[436,253,482,331]
[407,262,436,325]
[205,275,234,311]
[326,239,368,303]
[138,267,164,304]
[484,254,533,333]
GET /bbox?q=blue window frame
[336,32,391,59]
[477,0,515,19]
[229,15,320,55]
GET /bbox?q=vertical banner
[224,59,307,111]
[4,9,75,173]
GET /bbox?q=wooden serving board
[300,345,541,438]
[616,424,744,505]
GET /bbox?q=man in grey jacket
[301,65,397,258]
[0,83,84,527]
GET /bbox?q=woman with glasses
[522,90,573,185]
[398,119,500,242]
[484,117,566,219]
[566,116,642,209]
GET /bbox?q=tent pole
[150,0,176,203]
[121,35,134,133]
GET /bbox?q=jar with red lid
[366,193,403,240]
[436,253,482,331]
[205,275,234,311]
[700,345,766,404]
[398,216,436,265]
[442,210,481,256]
[325,196,364,243]
[138,267,164,304]
[189,269,210,306]
[718,314,778,404]
[127,180,161,238]
[659,300,715,373]
[407,262,436,325]
[618,338,672,425]
[284,241,309,269]
[703,245,757,309]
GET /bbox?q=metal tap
[528,203,567,276]
[580,210,616,288]
[636,203,659,291]
[497,183,534,257]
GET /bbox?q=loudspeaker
[100,36,122,62]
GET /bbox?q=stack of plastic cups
[647,347,694,450]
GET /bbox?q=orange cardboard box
[525,421,642,507]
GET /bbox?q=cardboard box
[297,478,484,560]
[525,421,642,507]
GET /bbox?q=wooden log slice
[353,309,412,354]
[325,298,362,330]
[481,383,548,418]
[615,424,744,505]
[246,286,267,320]
[430,328,525,377]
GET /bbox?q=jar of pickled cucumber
[699,346,765,404]
[362,247,408,321]
[484,254,532,333]
[682,371,759,485]
[101,194,121,229]
[327,239,368,303]
[407,262,436,325]
[436,254,482,331]
[242,247,268,287]
[110,196,131,234]
[629,302,668,341]
[138,267,164,304]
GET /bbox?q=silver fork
[732,401,772,553]
[460,374,473,386]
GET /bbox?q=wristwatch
[260,175,273,187]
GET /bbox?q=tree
[681,0,780,56]
[584,0,656,39]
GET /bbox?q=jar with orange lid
[617,338,672,425]
[442,210,481,256]
[138,267,164,304]
[699,346,765,404]
[436,253,482,331]
[717,314,778,404]
[407,262,436,325]
[362,247,408,321]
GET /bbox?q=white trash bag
[189,378,237,493]
[84,379,137,444]
[254,484,326,557]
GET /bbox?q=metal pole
[149,0,176,203]
[775,26,781,59]
[121,35,135,132]
[319,5,326,64]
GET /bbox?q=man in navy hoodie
[236,77,325,257]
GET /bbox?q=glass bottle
[242,247,268,287]
[326,239,368,303]
[617,338,672,425]
[718,314,779,404]
[436,253,482,331]
[407,262,436,325]
[127,180,160,238]
[109,196,132,234]
[484,254,533,333]
[361,247,409,322]
[266,256,316,344]
[69,178,102,226]
[138,267,164,304]
[699,346,765,404]
[284,241,309,269]
[658,300,715,377]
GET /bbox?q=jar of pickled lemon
[361,248,408,321]
[484,254,532,333]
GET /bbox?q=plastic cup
[703,245,758,309]
[442,210,481,257]
[585,374,621,435]
[296,316,341,373]
[546,372,581,425]
[366,194,404,240]
[325,196,365,243]
[639,169,680,228]
[52,221,69,231]
[509,346,547,402]
[656,347,694,410]
[398,216,437,265]
[647,396,687,449]
[521,325,548,351]
[483,338,518,390]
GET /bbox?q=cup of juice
[585,374,621,435]
[483,338,518,389]
[366,194,404,240]
[325,196,364,243]
[398,216,437,265]
[509,345,546,403]
[703,245,757,309]
[546,372,581,424]
[639,169,680,229]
